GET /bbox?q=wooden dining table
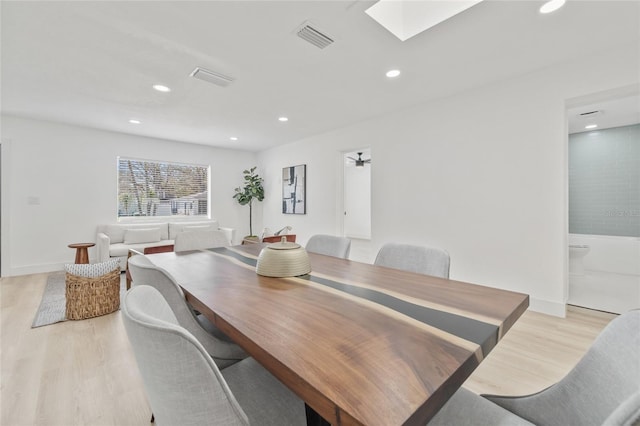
[145,243,529,426]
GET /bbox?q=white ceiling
[568,95,640,134]
[2,1,639,151]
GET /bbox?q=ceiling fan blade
[347,156,357,161]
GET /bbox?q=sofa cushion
[124,228,162,244]
[183,225,210,232]
[104,223,168,243]
[168,220,219,239]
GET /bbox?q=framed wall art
[282,164,306,214]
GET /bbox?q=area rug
[31,271,126,328]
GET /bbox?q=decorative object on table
[233,166,265,238]
[261,225,293,242]
[274,225,292,235]
[282,164,306,214]
[68,242,95,264]
[64,259,121,320]
[261,227,273,239]
[256,236,311,277]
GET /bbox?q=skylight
[365,0,484,42]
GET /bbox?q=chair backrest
[305,234,351,259]
[486,309,640,426]
[127,254,243,367]
[374,243,450,278]
[174,230,230,252]
[121,285,249,426]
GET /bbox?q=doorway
[566,90,640,314]
[342,149,371,240]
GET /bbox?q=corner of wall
[1,139,12,277]
[529,297,567,318]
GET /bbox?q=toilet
[569,245,590,275]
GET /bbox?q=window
[117,157,209,218]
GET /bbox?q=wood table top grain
[146,244,529,426]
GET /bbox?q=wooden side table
[262,234,296,243]
[68,243,95,264]
[126,244,174,289]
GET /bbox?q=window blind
[117,157,209,218]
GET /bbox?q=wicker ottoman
[65,260,121,320]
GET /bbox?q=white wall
[1,116,258,276]
[258,43,639,317]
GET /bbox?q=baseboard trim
[6,262,65,277]
[529,297,567,318]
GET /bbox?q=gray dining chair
[127,254,247,369]
[305,234,351,259]
[174,229,230,252]
[428,309,640,426]
[374,243,450,278]
[122,285,306,426]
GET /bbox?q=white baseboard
[529,297,567,318]
[5,262,65,277]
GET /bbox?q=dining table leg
[305,403,331,426]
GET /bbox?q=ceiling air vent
[190,67,234,87]
[296,22,334,49]
[578,110,602,118]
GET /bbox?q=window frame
[116,156,211,222]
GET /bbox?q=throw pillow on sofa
[65,258,120,278]
[123,228,162,244]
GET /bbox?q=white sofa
[96,220,235,270]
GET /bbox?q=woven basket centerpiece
[256,236,311,277]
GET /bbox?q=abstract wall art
[282,164,306,214]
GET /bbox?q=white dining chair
[127,254,247,369]
[428,309,640,425]
[174,229,230,252]
[374,243,450,278]
[305,234,351,259]
[122,285,306,426]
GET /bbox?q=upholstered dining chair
[428,309,640,426]
[127,254,247,369]
[174,230,230,252]
[122,285,306,426]
[305,234,351,259]
[374,243,450,279]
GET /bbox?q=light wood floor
[1,272,616,426]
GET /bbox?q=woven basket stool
[65,269,120,320]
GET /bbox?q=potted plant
[233,166,265,240]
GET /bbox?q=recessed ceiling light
[230,136,238,141]
[152,84,171,92]
[278,117,289,122]
[585,124,598,129]
[540,0,566,14]
[386,69,401,78]
[128,119,141,124]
